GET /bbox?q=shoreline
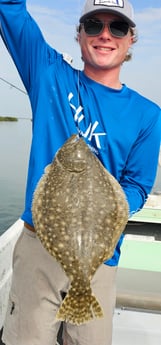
[0,116,18,122]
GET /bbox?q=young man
[0,0,161,344]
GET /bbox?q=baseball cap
[79,0,136,27]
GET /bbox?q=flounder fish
[32,134,129,325]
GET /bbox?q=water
[0,119,31,235]
[0,120,161,236]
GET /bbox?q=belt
[24,222,35,232]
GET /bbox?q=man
[0,0,161,345]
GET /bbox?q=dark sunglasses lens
[83,19,103,35]
[110,21,129,37]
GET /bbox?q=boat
[0,193,161,345]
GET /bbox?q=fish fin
[44,163,52,173]
[56,286,103,325]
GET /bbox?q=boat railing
[0,219,23,329]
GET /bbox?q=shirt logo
[68,93,106,151]
[94,0,124,8]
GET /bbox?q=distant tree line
[0,116,18,122]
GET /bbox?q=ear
[128,35,134,49]
[77,32,81,44]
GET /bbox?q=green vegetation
[0,116,18,122]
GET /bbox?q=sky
[0,0,161,118]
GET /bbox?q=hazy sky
[0,0,161,118]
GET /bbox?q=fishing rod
[0,76,27,95]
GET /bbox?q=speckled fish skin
[32,134,129,325]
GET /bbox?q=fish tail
[56,285,103,325]
[91,294,104,318]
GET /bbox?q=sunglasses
[82,18,130,38]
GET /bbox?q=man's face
[78,13,133,73]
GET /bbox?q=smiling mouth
[94,46,114,52]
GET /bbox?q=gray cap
[79,0,136,27]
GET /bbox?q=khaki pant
[2,226,117,345]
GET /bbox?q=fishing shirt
[0,0,161,266]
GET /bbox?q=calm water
[0,120,31,235]
[0,120,161,235]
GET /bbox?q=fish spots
[32,135,129,324]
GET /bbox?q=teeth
[97,47,112,51]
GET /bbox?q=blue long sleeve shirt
[0,0,161,265]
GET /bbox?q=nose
[99,24,112,39]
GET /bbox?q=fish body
[32,135,129,324]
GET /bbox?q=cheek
[78,32,92,51]
[118,34,133,52]
[79,37,91,58]
[119,39,131,56]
